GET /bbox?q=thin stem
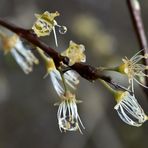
[100,79,116,94]
[97,66,118,72]
[36,47,48,62]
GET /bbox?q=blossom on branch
[32,11,67,47]
[0,34,39,74]
[36,47,80,97]
[114,90,148,126]
[55,91,85,134]
[46,58,79,96]
[36,40,86,97]
[117,50,148,91]
[36,46,85,133]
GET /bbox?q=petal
[11,49,32,74]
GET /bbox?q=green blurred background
[0,0,148,148]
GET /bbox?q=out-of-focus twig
[127,0,148,50]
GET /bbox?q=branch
[0,18,68,67]
[0,17,125,90]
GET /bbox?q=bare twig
[0,17,126,91]
[0,18,67,67]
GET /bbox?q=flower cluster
[114,50,148,126]
[36,39,86,133]
[100,49,148,126]
[1,10,148,133]
[0,11,87,133]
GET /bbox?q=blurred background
[0,0,148,148]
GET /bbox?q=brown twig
[126,0,148,87]
[0,17,126,91]
[0,18,68,67]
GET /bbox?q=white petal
[134,78,148,89]
[57,99,84,133]
[50,69,79,96]
[11,49,32,74]
[50,71,64,96]
[64,70,79,85]
[15,40,38,65]
[114,92,147,126]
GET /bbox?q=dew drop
[58,116,78,131]
[59,26,67,34]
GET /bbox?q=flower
[36,41,86,96]
[55,91,85,133]
[32,11,60,37]
[36,48,84,133]
[36,47,79,96]
[61,40,86,66]
[114,90,148,126]
[117,50,148,91]
[46,58,79,96]
[1,34,39,74]
[32,11,67,47]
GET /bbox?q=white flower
[46,58,79,96]
[118,49,148,91]
[114,91,148,126]
[56,91,85,133]
[1,34,39,74]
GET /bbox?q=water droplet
[59,26,67,34]
[58,116,78,131]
